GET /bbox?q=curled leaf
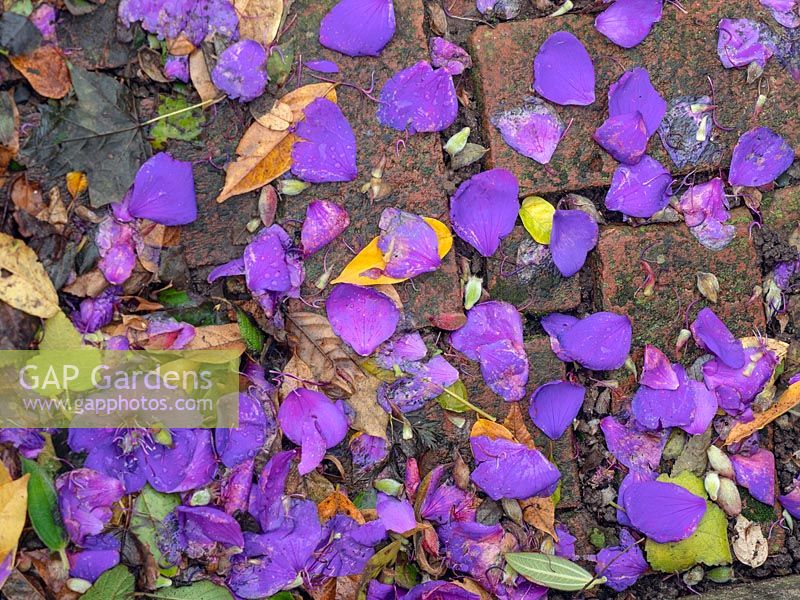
[0,232,59,318]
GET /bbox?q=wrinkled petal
[552,311,632,371]
[292,98,358,183]
[491,97,564,165]
[174,505,245,549]
[529,380,585,440]
[760,0,800,27]
[595,0,663,48]
[319,0,395,57]
[378,208,441,278]
[593,529,649,591]
[658,96,719,169]
[326,283,400,355]
[405,582,479,600]
[554,524,578,560]
[593,111,648,165]
[641,344,679,390]
[56,468,126,545]
[377,355,459,413]
[470,436,560,500]
[623,480,706,542]
[690,218,736,250]
[690,307,745,369]
[430,36,472,75]
[728,126,794,188]
[717,18,775,69]
[540,312,578,362]
[244,225,301,294]
[703,345,779,416]
[215,392,269,468]
[308,515,386,577]
[350,433,389,470]
[374,332,427,369]
[164,56,190,82]
[211,40,267,102]
[476,339,529,402]
[731,448,776,505]
[419,465,477,524]
[633,364,698,430]
[301,199,350,257]
[678,178,729,227]
[377,493,417,533]
[608,67,667,137]
[600,416,666,474]
[533,31,595,106]
[377,61,457,133]
[605,155,672,218]
[550,209,599,277]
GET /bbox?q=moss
[740,487,777,523]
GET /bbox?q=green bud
[374,478,403,496]
[444,127,470,157]
[190,489,211,506]
[464,276,482,310]
[704,472,720,501]
[67,579,92,594]
[278,179,309,196]
[707,566,734,583]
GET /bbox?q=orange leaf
[10,47,71,99]
[520,496,558,541]
[66,172,88,200]
[725,382,800,445]
[331,218,453,285]
[317,490,365,524]
[470,418,514,441]
[503,403,536,449]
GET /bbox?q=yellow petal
[519,196,555,245]
[331,217,452,286]
[0,474,29,558]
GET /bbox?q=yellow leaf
[0,474,30,558]
[0,463,11,486]
[234,0,283,46]
[331,218,453,285]
[0,232,59,318]
[470,419,514,441]
[66,172,88,199]
[519,196,555,244]
[217,84,337,203]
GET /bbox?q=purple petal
[211,40,268,102]
[419,465,476,524]
[657,96,718,169]
[215,392,269,468]
[429,36,472,75]
[304,59,340,73]
[470,436,560,500]
[595,0,663,48]
[529,380,585,440]
[450,300,524,361]
[220,459,254,515]
[641,344,679,390]
[703,345,779,416]
[308,515,386,578]
[56,468,125,545]
[760,0,800,27]
[593,112,648,165]
[319,0,395,57]
[540,312,579,361]
[175,505,245,549]
[326,283,400,355]
[374,332,427,369]
[632,364,696,430]
[550,209,599,277]
[291,98,357,183]
[533,31,595,106]
[405,582,479,600]
[608,67,667,137]
[623,480,707,542]
[68,534,120,583]
[731,448,775,505]
[350,433,389,470]
[30,4,57,42]
[207,257,246,283]
[728,126,794,188]
[450,169,519,257]
[301,199,350,257]
[97,221,136,285]
[593,529,649,591]
[377,208,441,278]
[717,18,775,69]
[555,311,632,371]
[377,355,459,413]
[164,56,190,82]
[779,477,800,519]
[476,339,529,402]
[376,493,417,533]
[689,218,736,251]
[72,287,119,334]
[554,524,578,560]
[490,97,564,164]
[605,155,672,218]
[600,416,666,474]
[121,152,197,225]
[244,225,303,295]
[678,177,729,227]
[617,470,656,527]
[683,378,719,435]
[377,61,457,133]
[690,307,745,369]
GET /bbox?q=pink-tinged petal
[593,529,649,592]
[30,4,57,42]
[490,98,564,165]
[541,312,578,361]
[760,0,800,27]
[593,112,648,165]
[326,283,400,356]
[731,448,775,505]
[657,96,719,169]
[319,0,395,57]
[702,346,779,416]
[124,152,197,225]
[678,178,728,227]
[377,61,457,133]
[689,218,736,251]
[378,208,441,278]
[470,436,560,500]
[419,465,477,524]
[376,493,417,533]
[476,339,529,402]
[450,169,519,257]
[605,155,672,218]
[99,240,136,285]
[555,311,632,371]
[690,307,745,369]
[211,40,268,102]
[717,18,775,69]
[304,59,340,73]
[301,199,350,257]
[608,67,666,137]
[450,300,524,361]
[529,380,585,440]
[374,332,427,369]
[728,126,794,188]
[595,0,663,48]
[164,56,189,82]
[623,480,707,542]
[291,98,358,183]
[533,31,595,106]
[550,209,599,277]
[779,477,800,519]
[429,36,472,75]
[641,345,679,390]
[600,416,666,474]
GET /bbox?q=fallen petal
[529,380,585,440]
[549,209,599,277]
[326,283,400,356]
[623,480,707,542]
[292,98,358,183]
[301,199,350,257]
[319,0,395,57]
[377,61,457,133]
[595,0,663,49]
[605,155,672,218]
[728,126,794,188]
[490,97,564,164]
[533,31,595,106]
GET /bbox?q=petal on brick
[595,0,663,48]
[728,126,794,187]
[605,155,672,218]
[533,31,595,106]
[490,97,564,165]
[319,0,395,57]
[608,67,667,137]
[377,61,457,133]
[292,98,358,183]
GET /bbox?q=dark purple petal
[146,429,217,493]
[377,493,417,533]
[540,312,578,361]
[690,307,745,369]
[605,155,672,218]
[429,36,472,75]
[450,169,519,257]
[248,450,294,529]
[717,18,775,69]
[291,98,357,183]
[703,345,779,416]
[174,505,245,551]
[779,477,800,519]
[215,392,268,468]
[471,436,560,500]
[529,380,585,440]
[301,199,350,257]
[319,0,395,57]
[164,56,189,82]
[96,219,136,285]
[0,429,49,459]
[374,332,427,369]
[56,468,125,545]
[678,177,729,227]
[490,98,564,165]
[438,521,507,589]
[550,209,599,277]
[72,287,119,334]
[419,465,477,524]
[308,515,386,577]
[608,67,666,137]
[450,301,524,361]
[220,459,254,515]
[378,208,441,278]
[533,31,595,106]
[617,470,656,527]
[211,40,268,102]
[731,448,776,505]
[405,582,479,600]
[600,416,666,474]
[760,0,800,27]
[207,257,246,283]
[377,61,457,133]
[657,96,720,169]
[641,344,679,390]
[728,126,794,187]
[593,529,649,591]
[595,0,663,48]
[555,311,632,371]
[377,355,459,413]
[68,534,120,583]
[593,112,648,165]
[476,339,529,402]
[304,59,340,73]
[350,433,389,470]
[326,283,400,355]
[554,524,578,560]
[622,480,707,542]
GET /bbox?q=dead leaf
[189,48,220,103]
[9,46,71,99]
[0,474,29,558]
[0,91,19,179]
[41,187,68,232]
[280,353,318,398]
[696,272,719,303]
[0,232,59,318]
[520,496,558,541]
[255,100,294,130]
[66,172,88,200]
[726,381,800,445]
[235,0,283,46]
[182,324,247,354]
[318,490,365,524]
[427,2,448,36]
[503,403,535,449]
[10,176,47,217]
[62,269,108,298]
[732,515,768,567]
[470,419,514,441]
[216,83,337,202]
[348,371,389,439]
[138,47,170,83]
[166,34,195,56]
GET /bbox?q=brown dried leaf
[10,177,47,217]
[348,371,389,439]
[280,353,317,398]
[0,233,59,318]
[182,323,247,354]
[503,403,535,449]
[255,100,294,130]
[732,515,767,567]
[62,269,108,298]
[427,2,448,36]
[166,35,195,56]
[318,490,365,524]
[234,0,283,46]
[696,272,719,304]
[189,48,220,103]
[138,47,170,83]
[9,46,71,99]
[520,496,558,541]
[725,381,800,445]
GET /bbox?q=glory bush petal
[549,209,599,277]
[595,0,663,48]
[56,468,125,545]
[529,380,585,440]
[377,61,457,133]
[319,0,395,57]
[211,39,267,102]
[623,480,706,542]
[470,435,560,500]
[728,126,794,188]
[291,98,358,183]
[605,155,672,218]
[533,31,595,106]
[490,98,564,165]
[378,208,441,278]
[326,283,400,356]
[301,199,350,257]
[731,448,775,505]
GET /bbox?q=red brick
[762,185,800,237]
[596,208,765,350]
[469,0,800,195]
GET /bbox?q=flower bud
[707,445,735,479]
[704,472,721,501]
[464,276,482,310]
[278,179,309,196]
[717,477,742,517]
[707,566,734,583]
[675,328,692,356]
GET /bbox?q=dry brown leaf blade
[732,515,768,567]
[503,403,536,449]
[318,490,365,524]
[0,232,59,318]
[349,371,389,440]
[234,0,283,46]
[189,48,220,103]
[9,46,71,99]
[182,323,247,355]
[725,381,800,445]
[520,496,558,541]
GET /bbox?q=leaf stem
[437,384,496,421]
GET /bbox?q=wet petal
[678,177,729,227]
[641,344,679,390]
[118,152,197,225]
[211,40,268,102]
[779,477,800,519]
[605,155,672,218]
[533,31,595,106]
[450,301,524,361]
[470,436,561,500]
[56,468,125,545]
[376,493,417,533]
[490,97,564,165]
[702,345,779,416]
[690,307,745,369]
[350,433,389,470]
[164,56,189,82]
[319,0,395,57]
[304,59,340,73]
[540,312,578,362]
[608,67,667,137]
[215,392,269,468]
[377,61,457,133]
[374,332,427,369]
[593,529,649,591]
[632,364,696,430]
[554,524,578,560]
[593,111,648,165]
[378,208,441,278]
[529,380,585,440]
[326,283,400,355]
[600,416,666,474]
[760,0,800,27]
[291,98,358,183]
[728,126,794,188]
[623,480,707,542]
[717,18,775,69]
[477,339,529,402]
[430,36,472,75]
[731,448,775,505]
[555,311,632,371]
[309,515,386,577]
[244,225,303,295]
[595,0,663,48]
[550,209,599,277]
[301,199,350,257]
[68,534,120,583]
[450,169,520,257]
[689,218,736,251]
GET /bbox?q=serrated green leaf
[131,484,181,569]
[436,380,470,413]
[237,309,265,353]
[82,565,135,600]
[144,580,233,600]
[149,95,205,150]
[505,552,604,591]
[21,457,67,552]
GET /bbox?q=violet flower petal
[56,468,125,545]
[622,480,707,542]
[717,18,775,69]
[378,208,441,278]
[374,332,427,369]
[429,36,472,75]
[471,436,561,500]
[600,416,666,474]
[641,344,679,390]
[244,224,303,295]
[450,301,525,361]
[678,177,729,227]
[593,529,649,591]
[550,209,599,277]
[291,98,357,183]
[529,380,585,440]
[450,169,519,257]
[760,0,800,27]
[779,477,800,519]
[632,364,696,430]
[533,31,595,106]
[68,534,120,583]
[556,311,632,371]
[308,515,386,577]
[731,448,776,505]
[376,492,417,533]
[605,155,672,218]
[405,582,479,600]
[540,313,578,362]
[554,524,578,560]
[215,392,268,468]
[304,59,340,73]
[593,112,648,165]
[350,433,389,470]
[319,0,395,57]
[728,126,794,188]
[211,40,267,102]
[164,56,189,82]
[476,339,529,402]
[702,346,779,416]
[595,0,663,48]
[490,98,564,165]
[326,283,400,356]
[608,67,667,137]
[301,199,350,257]
[377,61,457,133]
[690,307,745,369]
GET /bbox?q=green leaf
[645,472,732,572]
[505,552,605,591]
[358,538,402,596]
[149,95,205,150]
[450,143,487,170]
[157,288,194,309]
[237,309,265,353]
[144,581,233,600]
[268,44,295,85]
[436,380,470,413]
[21,457,67,552]
[82,565,135,600]
[131,484,181,569]
[443,127,470,157]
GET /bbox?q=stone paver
[486,226,582,315]
[679,575,800,600]
[469,0,800,195]
[596,208,765,349]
